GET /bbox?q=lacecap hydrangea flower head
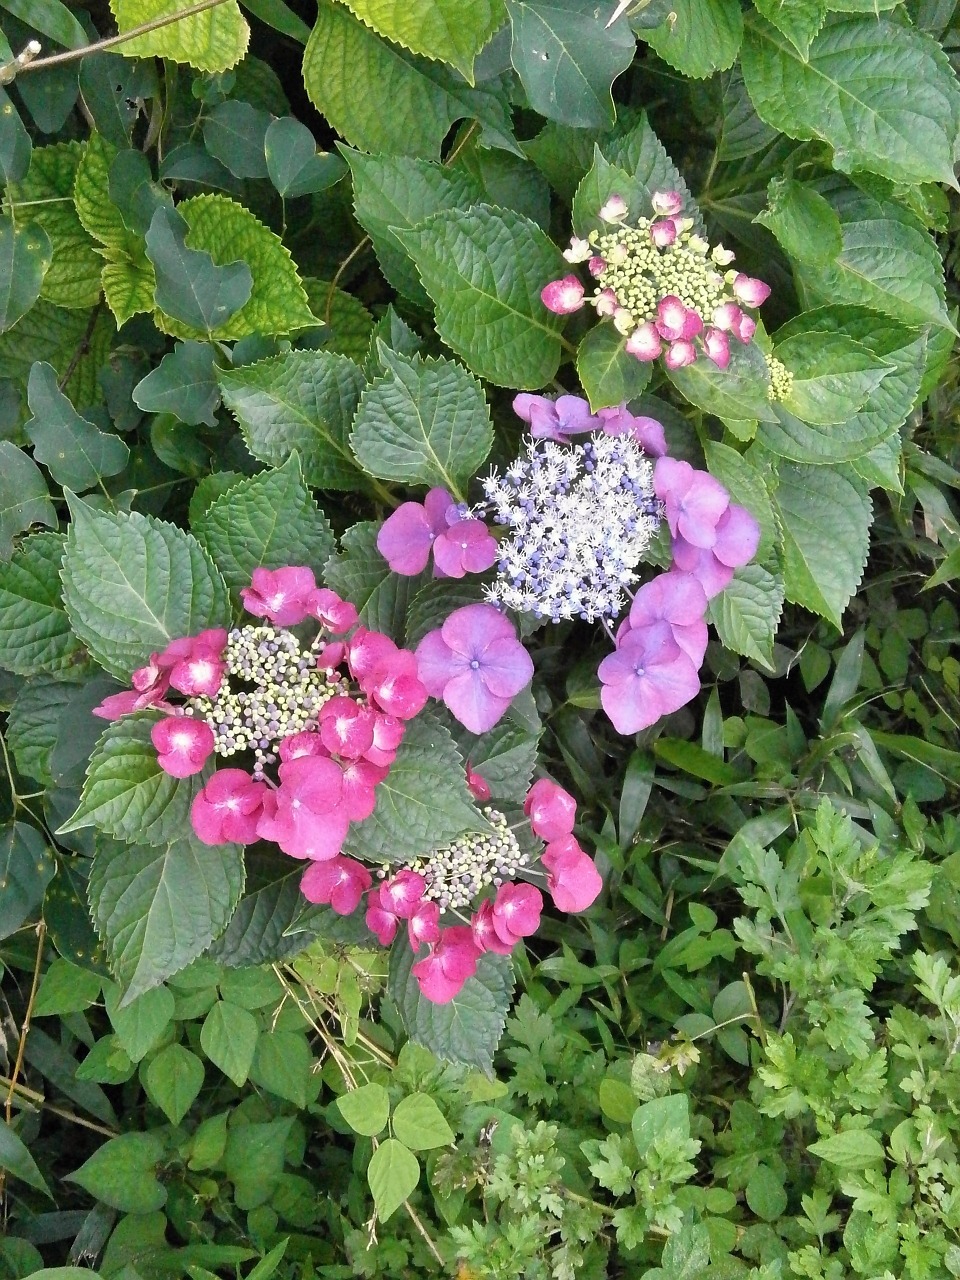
[541,189,770,372]
[93,566,603,1005]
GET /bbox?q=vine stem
[15,0,235,75]
[5,921,46,1126]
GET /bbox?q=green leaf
[644,0,743,78]
[325,521,430,638]
[755,177,842,267]
[0,87,31,186]
[746,1163,788,1221]
[0,1120,52,1195]
[367,1138,419,1222]
[391,1093,454,1150]
[218,350,366,490]
[303,0,516,159]
[741,13,960,186]
[144,1043,205,1124]
[794,189,950,332]
[645,1225,711,1280]
[404,579,486,648]
[304,278,375,363]
[0,301,111,424]
[8,141,102,309]
[632,1093,689,1156]
[350,348,492,493]
[774,329,890,426]
[25,362,129,492]
[146,206,253,337]
[68,1132,167,1213]
[451,718,540,803]
[774,462,871,627]
[708,565,784,668]
[89,833,245,1000]
[395,204,566,389]
[133,341,221,427]
[0,442,56,560]
[753,0,825,59]
[72,133,132,252]
[666,339,776,424]
[79,53,159,148]
[341,711,489,863]
[109,0,250,71]
[200,1000,259,1086]
[209,870,323,967]
[60,712,211,847]
[193,454,335,596]
[240,0,311,42]
[337,1082,390,1136]
[0,533,86,677]
[506,0,635,127]
[344,149,484,307]
[339,0,506,80]
[0,821,55,941]
[203,100,272,179]
[809,1129,885,1169]
[60,494,230,679]
[576,324,652,412]
[249,1029,315,1107]
[34,957,101,1016]
[0,217,49,333]
[154,194,316,341]
[265,117,346,198]
[108,149,172,237]
[389,944,514,1070]
[224,1116,294,1211]
[0,0,86,46]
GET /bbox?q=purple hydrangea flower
[671,503,761,598]
[598,621,701,734]
[415,603,534,733]
[376,487,454,575]
[433,517,498,578]
[513,393,600,442]
[619,571,709,667]
[653,457,731,549]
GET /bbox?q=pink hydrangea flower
[491,882,543,947]
[411,926,481,1003]
[664,340,697,370]
[702,327,731,369]
[731,273,771,307]
[364,713,405,767]
[256,755,351,860]
[362,647,428,721]
[339,758,384,821]
[650,219,677,248]
[597,406,667,457]
[151,715,215,778]
[513,393,599,442]
[278,729,326,762]
[466,765,491,802]
[599,194,627,222]
[307,588,358,633]
[241,566,318,626]
[471,899,514,956]
[598,622,701,734]
[713,302,755,344]
[164,630,228,697]
[540,836,603,912]
[652,190,683,217]
[319,696,375,759]
[366,886,399,945]
[524,778,577,842]
[625,321,662,362]
[541,275,586,314]
[656,296,703,342]
[300,856,372,914]
[415,603,534,734]
[620,572,709,667]
[432,518,498,578]
[671,503,761,599]
[407,900,441,950]
[191,768,269,845]
[654,457,731,549]
[380,869,426,919]
[376,488,454,576]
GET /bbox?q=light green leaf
[34,957,101,1016]
[144,1043,205,1124]
[146,206,253,337]
[203,100,271,179]
[367,1138,419,1222]
[666,340,777,423]
[632,1093,689,1156]
[506,0,635,127]
[741,13,960,186]
[324,521,430,638]
[809,1129,885,1168]
[395,203,566,388]
[249,1030,315,1107]
[218,349,367,490]
[200,1000,259,1086]
[154,194,316,341]
[303,0,516,159]
[645,0,743,78]
[350,348,492,492]
[60,494,230,679]
[265,117,346,198]
[337,1082,390,1136]
[775,329,890,426]
[391,1093,454,1150]
[0,442,56,560]
[746,1163,788,1221]
[0,217,49,333]
[755,177,842,267]
[389,944,514,1070]
[89,832,245,1000]
[68,1132,166,1213]
[8,141,101,309]
[794,189,950,332]
[0,533,85,677]
[708,564,784,668]
[340,0,506,80]
[753,0,825,58]
[303,277,375,362]
[60,712,211,846]
[576,324,652,411]
[0,1120,52,1195]
[341,711,489,863]
[193,454,335,596]
[133,341,221,427]
[344,149,484,307]
[774,462,871,627]
[0,821,55,941]
[224,1116,294,1211]
[109,0,250,71]
[26,362,129,493]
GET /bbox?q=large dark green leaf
[145,206,253,335]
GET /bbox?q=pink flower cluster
[598,459,760,734]
[304,775,602,1004]
[377,487,498,579]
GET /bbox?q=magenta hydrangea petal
[442,669,509,734]
[712,503,761,568]
[376,502,435,575]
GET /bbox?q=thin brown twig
[5,921,46,1125]
[1,1076,118,1138]
[58,302,103,391]
[17,0,234,75]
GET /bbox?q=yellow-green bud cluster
[402,807,526,910]
[590,220,729,326]
[184,624,342,778]
[766,354,794,402]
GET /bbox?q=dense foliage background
[1,0,960,1276]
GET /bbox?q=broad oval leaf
[644,0,743,78]
[25,362,129,493]
[340,0,506,80]
[366,1138,420,1222]
[0,532,86,677]
[109,0,249,71]
[0,442,57,560]
[0,217,50,333]
[146,206,253,336]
